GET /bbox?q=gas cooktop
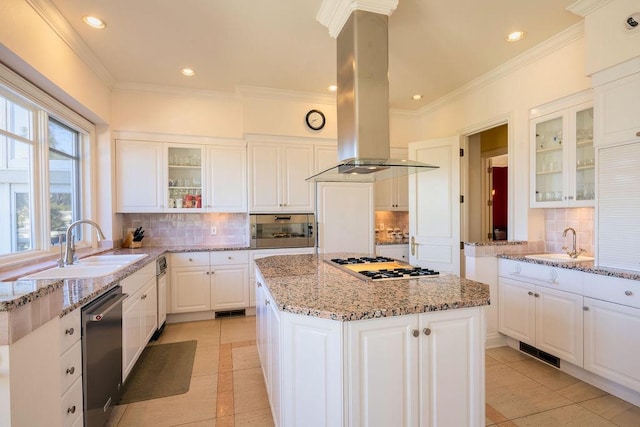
[327,257,439,281]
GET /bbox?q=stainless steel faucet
[562,227,585,258]
[62,220,106,266]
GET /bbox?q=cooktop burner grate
[358,267,439,280]
[330,256,396,265]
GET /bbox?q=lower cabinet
[347,307,485,427]
[375,243,409,261]
[171,265,211,313]
[256,272,485,426]
[123,275,158,381]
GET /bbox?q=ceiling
[49,0,581,110]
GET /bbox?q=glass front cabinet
[166,144,204,210]
[530,100,594,208]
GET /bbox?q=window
[0,67,93,262]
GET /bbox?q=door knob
[410,236,418,256]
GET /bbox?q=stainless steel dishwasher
[82,285,128,427]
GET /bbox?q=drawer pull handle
[625,290,633,296]
[67,405,76,414]
[423,328,431,336]
[65,327,75,336]
[66,367,75,375]
[412,329,419,337]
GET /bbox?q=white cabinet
[248,142,314,212]
[498,259,584,366]
[596,142,640,271]
[530,97,595,208]
[346,308,485,427]
[166,144,205,211]
[583,273,640,393]
[115,140,164,212]
[170,251,249,314]
[375,148,409,210]
[376,244,409,261]
[205,143,247,212]
[122,263,158,380]
[594,70,640,148]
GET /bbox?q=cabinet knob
[534,293,540,298]
[257,282,263,288]
[206,271,209,275]
[625,290,633,296]
[423,328,431,336]
[412,329,419,337]
[141,294,147,300]
[189,258,193,262]
[636,131,640,137]
[66,366,75,375]
[528,291,534,296]
[583,306,589,311]
[265,299,270,305]
[67,405,76,414]
[228,256,232,260]
[65,327,75,336]
[567,196,574,200]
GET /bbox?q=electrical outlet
[210,226,217,235]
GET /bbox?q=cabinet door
[166,144,205,211]
[595,71,640,147]
[498,278,535,345]
[207,144,247,212]
[141,278,158,344]
[267,297,282,426]
[584,297,640,393]
[396,174,409,210]
[346,316,419,427]
[535,287,583,366]
[419,308,484,427]
[115,140,164,212]
[210,265,249,310]
[531,114,566,206]
[281,144,314,212]
[249,143,281,212]
[256,280,268,365]
[376,245,409,261]
[170,267,211,313]
[374,178,394,210]
[123,295,142,381]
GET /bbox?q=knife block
[129,241,143,248]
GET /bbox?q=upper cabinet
[530,94,595,208]
[115,138,247,213]
[375,148,409,211]
[594,70,640,148]
[248,141,314,212]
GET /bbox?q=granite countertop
[255,253,490,322]
[498,254,640,282]
[0,244,250,345]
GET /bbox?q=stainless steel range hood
[307,9,438,182]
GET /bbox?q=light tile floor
[107,317,640,426]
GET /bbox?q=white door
[409,137,460,274]
[316,182,374,254]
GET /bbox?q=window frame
[0,64,96,266]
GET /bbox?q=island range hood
[307,8,438,182]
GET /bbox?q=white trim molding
[316,0,398,38]
[567,0,614,17]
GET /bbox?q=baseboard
[485,332,508,349]
[167,307,256,324]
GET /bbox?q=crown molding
[237,85,336,105]
[113,130,245,146]
[317,0,398,38]
[567,0,613,17]
[418,22,585,117]
[25,0,115,87]
[113,82,240,100]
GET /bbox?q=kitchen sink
[20,254,148,280]
[524,253,594,263]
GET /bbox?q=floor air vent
[519,342,561,368]
[215,309,246,318]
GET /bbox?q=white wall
[415,28,591,240]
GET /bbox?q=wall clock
[305,109,326,130]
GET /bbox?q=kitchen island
[254,253,491,427]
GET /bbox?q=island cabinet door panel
[346,316,420,427]
[498,278,536,345]
[280,313,343,427]
[584,297,640,393]
[267,295,282,427]
[170,267,211,313]
[255,280,268,378]
[419,308,484,427]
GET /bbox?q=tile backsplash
[120,213,249,247]
[374,211,409,240]
[544,208,594,256]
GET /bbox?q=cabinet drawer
[59,309,81,355]
[60,377,83,427]
[584,273,640,309]
[121,262,155,296]
[60,341,82,394]
[170,252,210,267]
[498,259,583,294]
[211,250,249,266]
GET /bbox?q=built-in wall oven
[250,214,315,249]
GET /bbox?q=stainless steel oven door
[250,214,315,248]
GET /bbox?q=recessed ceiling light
[506,31,525,42]
[328,85,337,92]
[412,94,422,100]
[181,68,196,77]
[82,16,106,29]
